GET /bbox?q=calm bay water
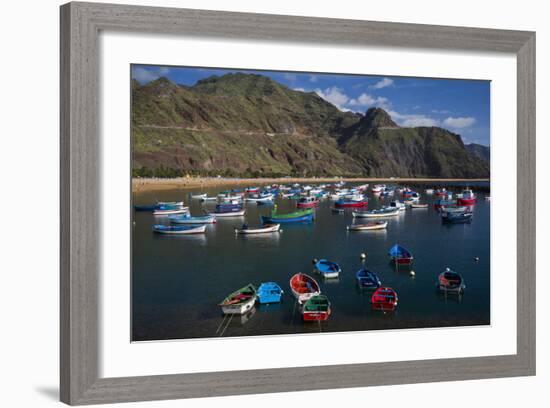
[132,182,490,341]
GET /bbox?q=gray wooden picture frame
[60,2,536,405]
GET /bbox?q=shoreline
[132,176,490,193]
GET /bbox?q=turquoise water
[132,183,490,341]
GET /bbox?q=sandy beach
[132,176,490,193]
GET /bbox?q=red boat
[334,199,368,208]
[371,287,398,311]
[289,273,321,303]
[297,196,319,208]
[457,189,476,205]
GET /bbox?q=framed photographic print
[60,2,535,405]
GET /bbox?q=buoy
[312,258,318,264]
[445,267,450,271]
[360,253,366,260]
[474,256,480,262]
[410,270,416,277]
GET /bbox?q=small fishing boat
[190,193,207,200]
[169,214,216,224]
[289,273,321,303]
[371,287,398,311]
[388,244,414,265]
[245,193,274,203]
[256,282,284,304]
[356,269,381,289]
[261,207,314,224]
[442,211,473,224]
[296,196,319,208]
[152,224,206,234]
[302,295,331,321]
[347,221,388,231]
[335,199,368,208]
[153,207,189,216]
[439,205,467,213]
[437,268,466,294]
[245,187,260,193]
[314,259,341,279]
[235,223,281,234]
[352,207,399,218]
[425,188,434,195]
[388,200,406,211]
[211,209,246,217]
[457,189,477,205]
[219,284,257,315]
[410,203,429,209]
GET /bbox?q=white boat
[190,193,207,199]
[410,203,429,209]
[219,284,257,315]
[235,223,281,234]
[388,200,406,211]
[425,189,434,195]
[211,209,246,217]
[440,206,468,214]
[352,208,399,218]
[153,207,189,216]
[169,214,217,224]
[200,196,218,201]
[347,221,388,231]
[245,193,274,203]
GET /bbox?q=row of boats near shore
[135,183,481,234]
[219,244,466,321]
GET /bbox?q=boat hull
[296,201,318,208]
[457,198,476,205]
[235,224,281,234]
[302,310,330,321]
[261,214,313,224]
[212,210,246,217]
[335,201,368,208]
[152,225,206,234]
[220,297,256,315]
[352,210,398,218]
[348,221,388,231]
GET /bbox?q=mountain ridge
[131,74,490,178]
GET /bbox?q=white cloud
[314,86,350,110]
[442,116,476,129]
[369,77,394,89]
[309,75,318,83]
[388,110,439,127]
[348,93,390,109]
[132,66,171,83]
[431,109,451,114]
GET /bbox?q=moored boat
[352,207,399,218]
[371,287,398,311]
[410,203,428,209]
[302,295,331,321]
[289,273,321,303]
[210,209,246,217]
[356,269,381,289]
[388,244,413,265]
[347,221,388,231]
[245,193,274,203]
[335,198,368,208]
[169,214,216,224]
[296,196,319,208]
[256,282,284,304]
[153,206,189,216]
[152,224,206,234]
[313,259,341,279]
[235,223,281,234]
[219,284,257,315]
[437,268,466,294]
[457,189,477,205]
[441,211,473,224]
[261,207,314,224]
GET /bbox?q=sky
[132,65,490,146]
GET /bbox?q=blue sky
[132,65,490,146]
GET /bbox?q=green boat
[261,206,314,224]
[302,295,331,321]
[218,284,257,315]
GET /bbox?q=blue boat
[388,244,414,265]
[134,202,182,212]
[256,282,284,304]
[314,259,341,278]
[152,224,206,234]
[215,203,243,211]
[169,214,216,224]
[356,269,381,289]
